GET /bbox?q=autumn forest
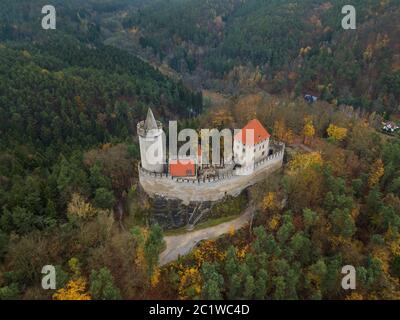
[0,0,400,301]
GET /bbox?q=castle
[138,109,285,204]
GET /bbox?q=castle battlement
[139,142,285,204]
[139,143,285,183]
[137,109,285,204]
[137,120,163,137]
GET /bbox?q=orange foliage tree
[53,278,91,300]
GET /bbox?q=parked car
[304,94,318,103]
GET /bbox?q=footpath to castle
[159,206,254,266]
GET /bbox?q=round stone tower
[137,108,165,173]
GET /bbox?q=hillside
[1,0,400,302]
[7,1,397,114]
[117,0,400,114]
[0,2,202,298]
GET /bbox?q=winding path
[159,206,254,266]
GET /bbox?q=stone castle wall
[139,145,284,204]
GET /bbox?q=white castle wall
[234,138,270,166]
[139,145,284,204]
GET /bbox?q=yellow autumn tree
[131,227,149,271]
[193,240,225,266]
[131,226,163,288]
[53,278,91,300]
[67,193,96,219]
[327,124,348,141]
[289,152,323,172]
[262,192,277,211]
[178,267,202,300]
[303,118,315,145]
[390,237,400,257]
[373,249,390,274]
[299,46,311,56]
[228,225,235,237]
[150,267,161,288]
[236,244,250,261]
[268,215,281,231]
[368,159,384,187]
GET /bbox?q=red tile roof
[169,160,196,177]
[234,119,270,145]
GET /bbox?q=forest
[0,0,400,300]
[0,0,202,299]
[158,95,400,300]
[119,0,400,114]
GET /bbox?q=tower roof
[234,119,270,145]
[144,108,158,131]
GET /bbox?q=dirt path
[159,207,254,266]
